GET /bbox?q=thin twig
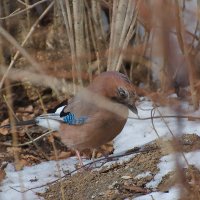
[150,107,160,138]
[25,131,50,161]
[156,107,190,166]
[0,130,54,147]
[3,95,20,122]
[128,115,200,121]
[0,0,50,19]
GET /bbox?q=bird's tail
[0,119,37,129]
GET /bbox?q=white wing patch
[55,105,66,115]
[35,116,62,131]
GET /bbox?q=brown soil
[40,134,200,200]
[42,148,160,200]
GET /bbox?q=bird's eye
[117,87,129,98]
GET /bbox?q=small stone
[99,192,104,196]
[121,175,132,180]
[108,181,118,189]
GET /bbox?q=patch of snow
[146,154,176,188]
[148,150,200,188]
[114,100,200,153]
[137,150,200,200]
[0,158,78,200]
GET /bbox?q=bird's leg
[75,150,96,170]
[75,149,84,167]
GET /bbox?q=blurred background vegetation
[0,0,200,109]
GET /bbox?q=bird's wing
[0,95,91,130]
[36,101,89,130]
[0,105,68,129]
[35,113,64,130]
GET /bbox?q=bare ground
[41,134,200,200]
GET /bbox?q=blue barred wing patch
[63,112,88,125]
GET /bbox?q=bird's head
[88,71,138,115]
[113,85,138,115]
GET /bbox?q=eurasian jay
[1,71,138,165]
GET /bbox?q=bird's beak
[127,103,138,115]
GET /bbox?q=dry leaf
[0,162,8,183]
[58,151,71,159]
[0,119,9,135]
[22,114,35,121]
[24,105,34,113]
[18,129,26,137]
[52,131,60,138]
[15,159,28,171]
[123,182,148,194]
[7,147,22,155]
[51,151,72,160]
[0,168,6,182]
[48,135,55,143]
[0,128,9,135]
[21,155,41,166]
[17,105,33,113]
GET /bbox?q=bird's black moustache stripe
[60,110,70,117]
